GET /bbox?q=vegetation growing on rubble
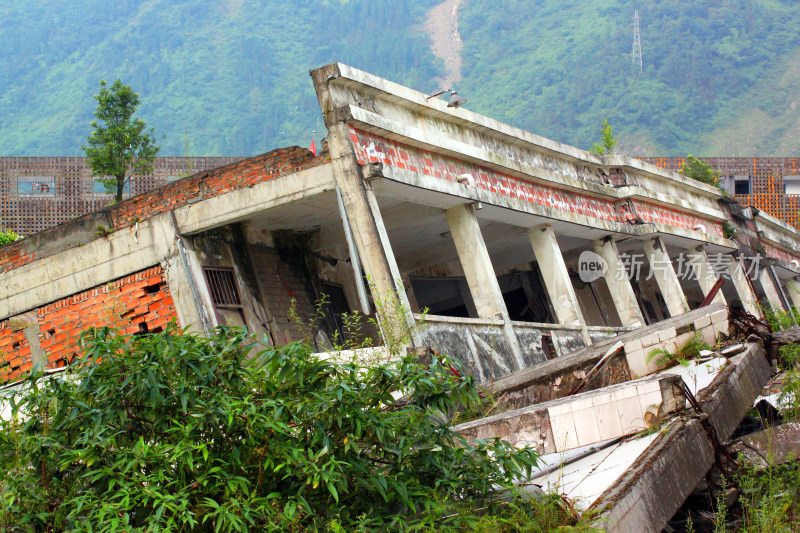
[646,331,713,369]
[680,155,721,189]
[759,304,800,332]
[590,119,617,156]
[0,323,572,532]
[730,342,800,531]
[0,230,19,247]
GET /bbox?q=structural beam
[445,203,525,369]
[594,237,645,327]
[325,121,411,344]
[643,237,690,317]
[786,277,800,310]
[529,224,591,344]
[728,256,762,318]
[757,264,786,312]
[687,246,726,307]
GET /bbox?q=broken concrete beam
[697,343,772,439]
[591,341,771,533]
[730,421,800,468]
[455,374,684,454]
[591,418,716,533]
[766,326,800,358]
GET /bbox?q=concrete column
[445,203,525,369]
[529,224,591,344]
[325,121,410,344]
[161,238,217,333]
[728,256,762,317]
[687,246,726,307]
[786,277,800,309]
[593,237,644,327]
[757,264,786,312]
[643,237,690,317]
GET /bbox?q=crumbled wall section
[0,323,30,383]
[0,266,177,384]
[0,147,329,275]
[0,241,33,275]
[109,147,325,229]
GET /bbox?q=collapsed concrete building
[2,64,800,530]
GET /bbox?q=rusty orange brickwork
[0,323,30,383]
[0,266,177,384]
[641,157,800,229]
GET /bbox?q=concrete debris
[730,421,800,469]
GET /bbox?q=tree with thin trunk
[82,80,160,203]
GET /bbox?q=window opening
[203,267,243,309]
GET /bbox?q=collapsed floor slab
[455,374,684,454]
[589,342,771,532]
[485,304,728,410]
[454,335,769,533]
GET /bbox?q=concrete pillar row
[727,255,763,318]
[757,264,786,312]
[687,246,726,307]
[643,236,691,317]
[528,224,591,344]
[445,203,525,370]
[593,237,645,327]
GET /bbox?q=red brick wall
[0,240,33,275]
[0,324,29,383]
[0,266,177,384]
[109,147,325,229]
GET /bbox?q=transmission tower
[632,10,642,73]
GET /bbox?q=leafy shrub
[761,304,800,332]
[0,230,19,247]
[647,331,712,369]
[0,324,542,532]
[681,155,720,189]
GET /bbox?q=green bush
[761,304,800,332]
[0,324,543,532]
[0,230,19,247]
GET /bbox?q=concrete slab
[589,342,771,532]
[731,421,800,468]
[455,374,684,454]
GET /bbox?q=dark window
[734,179,750,195]
[203,267,242,308]
[321,281,351,341]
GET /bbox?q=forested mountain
[1,0,800,157]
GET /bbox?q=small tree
[681,154,721,188]
[590,119,617,155]
[82,80,161,203]
[0,230,19,246]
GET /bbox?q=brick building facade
[640,157,800,228]
[0,156,243,235]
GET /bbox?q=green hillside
[2,0,800,156]
[458,0,800,156]
[0,0,439,156]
